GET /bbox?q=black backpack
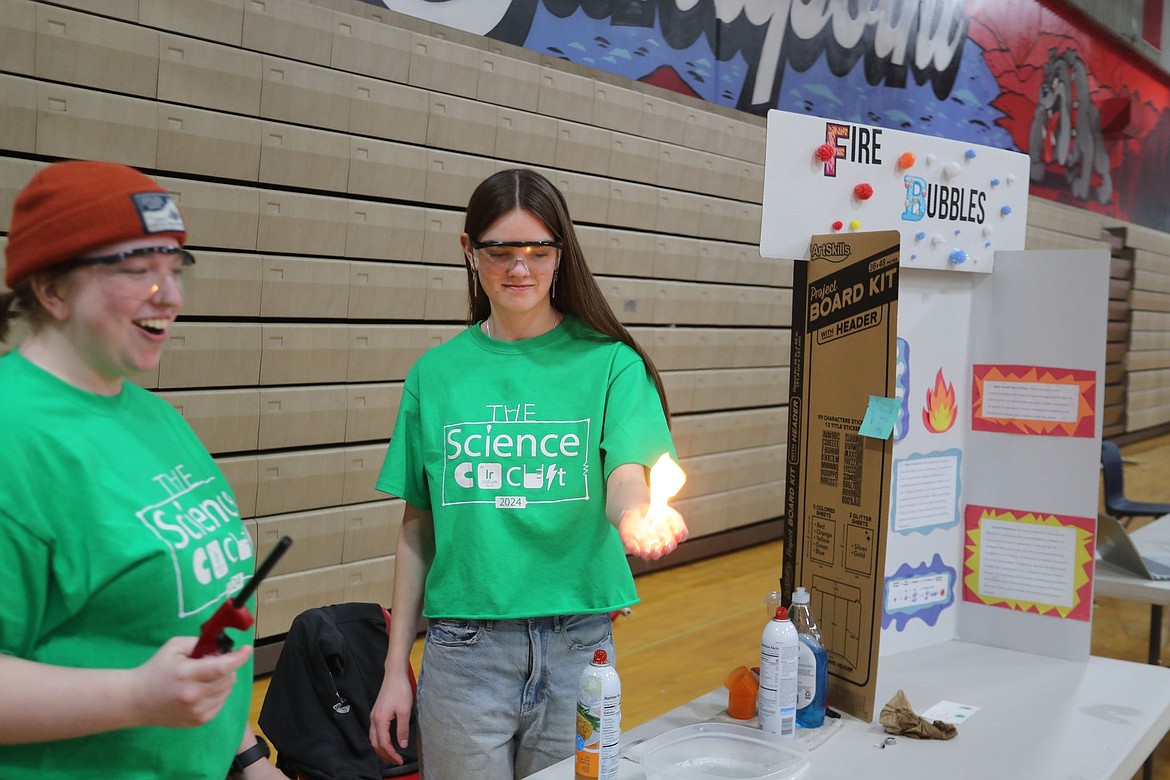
[259,602,419,779]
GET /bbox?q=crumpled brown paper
[878,689,958,740]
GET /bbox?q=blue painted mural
[374,0,1170,231]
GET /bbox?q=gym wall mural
[372,0,1170,232]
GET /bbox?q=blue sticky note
[859,395,900,439]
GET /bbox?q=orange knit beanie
[5,160,186,288]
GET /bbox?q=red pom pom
[853,183,874,200]
[832,220,844,231]
[815,143,836,163]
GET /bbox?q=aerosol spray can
[575,649,621,780]
[758,606,798,739]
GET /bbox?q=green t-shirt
[377,316,675,619]
[0,351,254,780]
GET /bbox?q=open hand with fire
[615,454,689,560]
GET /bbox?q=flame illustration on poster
[922,368,956,433]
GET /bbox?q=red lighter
[191,536,292,658]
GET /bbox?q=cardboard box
[157,104,262,180]
[259,122,350,192]
[36,83,156,168]
[330,12,410,83]
[35,5,158,98]
[348,137,428,201]
[254,447,347,517]
[260,255,350,318]
[342,500,402,563]
[158,33,262,115]
[258,385,348,449]
[259,324,350,385]
[345,383,403,442]
[158,323,262,389]
[158,388,260,454]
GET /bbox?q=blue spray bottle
[791,586,828,728]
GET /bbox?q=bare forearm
[0,655,138,743]
[606,462,650,526]
[385,504,433,677]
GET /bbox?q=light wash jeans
[416,613,614,780]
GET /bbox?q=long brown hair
[463,169,670,420]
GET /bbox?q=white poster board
[760,110,1030,272]
[764,109,1106,664]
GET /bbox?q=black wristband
[230,734,270,774]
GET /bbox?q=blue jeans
[417,614,614,780]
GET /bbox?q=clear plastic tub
[640,723,811,780]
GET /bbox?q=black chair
[1101,440,1170,525]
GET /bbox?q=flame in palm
[922,368,956,433]
[649,453,686,512]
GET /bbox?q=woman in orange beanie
[0,160,282,780]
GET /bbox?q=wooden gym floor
[249,433,1170,779]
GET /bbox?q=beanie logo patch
[131,192,185,234]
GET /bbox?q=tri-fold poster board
[763,110,1110,721]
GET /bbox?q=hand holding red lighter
[191,536,292,658]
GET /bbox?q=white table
[1094,514,1170,666]
[526,640,1170,780]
